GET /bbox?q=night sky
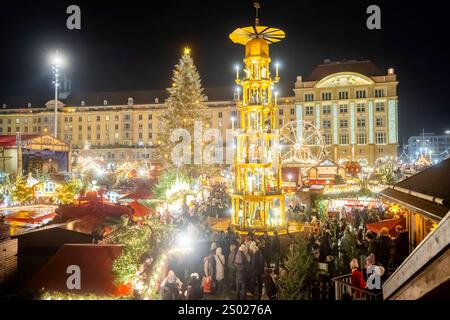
[1,0,450,143]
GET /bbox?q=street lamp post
[52,50,62,139]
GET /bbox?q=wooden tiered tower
[229,5,286,232]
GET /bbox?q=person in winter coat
[214,247,226,296]
[160,270,182,300]
[185,273,203,300]
[365,253,385,292]
[262,231,272,268]
[394,226,409,266]
[234,244,249,300]
[350,258,366,299]
[375,227,392,268]
[203,250,216,293]
[272,230,281,270]
[249,242,264,299]
[262,269,277,300]
[227,244,237,291]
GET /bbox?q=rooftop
[305,60,386,81]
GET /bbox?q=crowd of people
[155,198,409,301]
[305,204,409,298]
[160,222,286,300]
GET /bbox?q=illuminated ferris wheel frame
[280,120,326,168]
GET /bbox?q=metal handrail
[332,274,383,300]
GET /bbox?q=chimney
[388,68,395,75]
[154,97,159,104]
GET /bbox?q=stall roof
[0,134,41,147]
[27,244,126,296]
[380,158,450,221]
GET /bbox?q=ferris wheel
[280,120,326,168]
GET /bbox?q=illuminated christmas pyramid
[229,3,286,231]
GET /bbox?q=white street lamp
[51,50,64,139]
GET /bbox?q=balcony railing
[332,274,383,300]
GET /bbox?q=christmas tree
[56,177,83,205]
[158,48,210,176]
[10,174,34,205]
[277,237,316,300]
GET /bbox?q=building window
[115,124,119,130]
[357,119,366,128]
[148,123,152,130]
[376,132,387,144]
[124,114,131,121]
[139,114,143,121]
[124,123,131,130]
[374,89,385,98]
[356,90,366,99]
[357,132,367,145]
[340,119,348,128]
[340,133,349,145]
[290,108,295,115]
[115,115,119,121]
[323,133,332,145]
[376,117,385,127]
[105,115,110,121]
[44,182,55,193]
[338,91,349,100]
[96,115,100,121]
[148,114,153,120]
[304,93,314,102]
[305,106,314,116]
[87,126,91,131]
[279,109,284,115]
[322,105,331,115]
[148,132,153,139]
[279,119,283,126]
[218,112,223,118]
[356,103,366,113]
[339,104,348,113]
[323,120,331,128]
[322,92,332,101]
[375,102,385,112]
[78,116,82,122]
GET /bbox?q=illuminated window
[376,132,387,144]
[322,92,332,101]
[339,104,348,113]
[339,133,349,145]
[356,103,366,113]
[375,102,385,112]
[356,90,366,99]
[338,91,349,100]
[376,117,385,127]
[357,132,367,144]
[44,182,55,193]
[374,89,385,98]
